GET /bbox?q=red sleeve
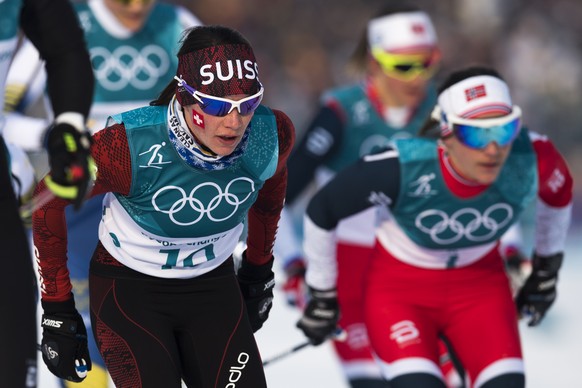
[325,98,348,124]
[91,124,132,196]
[33,124,132,302]
[533,135,573,207]
[245,109,296,265]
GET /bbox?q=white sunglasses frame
[431,105,522,129]
[174,76,264,116]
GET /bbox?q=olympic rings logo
[414,203,513,244]
[152,178,255,226]
[90,45,170,91]
[359,134,390,156]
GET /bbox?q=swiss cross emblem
[465,84,487,101]
[192,111,205,128]
[411,23,425,34]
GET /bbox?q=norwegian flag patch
[465,84,487,101]
[411,23,426,35]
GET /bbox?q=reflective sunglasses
[371,48,440,81]
[174,76,264,117]
[435,106,522,149]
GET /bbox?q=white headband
[438,75,513,119]
[368,11,437,52]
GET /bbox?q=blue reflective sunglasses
[438,106,522,149]
[174,76,263,117]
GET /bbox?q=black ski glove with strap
[296,287,340,345]
[237,253,275,332]
[45,121,95,209]
[516,252,563,326]
[41,297,92,382]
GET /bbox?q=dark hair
[348,3,423,74]
[151,25,253,106]
[418,65,505,137]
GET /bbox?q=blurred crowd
[179,0,582,218]
[20,0,580,220]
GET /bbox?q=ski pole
[262,328,347,367]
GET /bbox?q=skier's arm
[4,38,45,114]
[3,38,50,152]
[245,109,296,265]
[531,133,573,256]
[515,132,573,326]
[20,0,94,120]
[33,124,132,302]
[304,148,401,290]
[276,103,344,280]
[286,104,345,204]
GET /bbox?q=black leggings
[89,257,266,388]
[0,138,37,387]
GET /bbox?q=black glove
[41,298,92,382]
[296,287,340,345]
[516,252,563,327]
[45,122,95,209]
[237,253,275,332]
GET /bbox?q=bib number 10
[160,244,216,269]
